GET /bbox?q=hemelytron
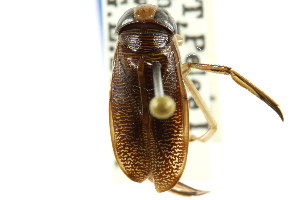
[109,4,283,196]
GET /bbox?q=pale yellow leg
[181,63,217,143]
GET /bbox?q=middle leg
[181,63,217,143]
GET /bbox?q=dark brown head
[116,5,177,53]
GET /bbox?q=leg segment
[181,64,218,142]
[148,176,208,196]
[169,181,209,196]
[182,63,284,121]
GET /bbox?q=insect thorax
[118,23,174,54]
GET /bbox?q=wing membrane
[109,50,151,182]
[149,45,189,192]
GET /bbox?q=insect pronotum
[109,4,284,196]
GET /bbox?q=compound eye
[154,8,177,33]
[116,8,134,33]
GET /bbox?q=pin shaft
[152,62,164,97]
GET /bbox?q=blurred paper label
[99,0,220,180]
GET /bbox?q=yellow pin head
[149,95,176,119]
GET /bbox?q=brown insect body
[109,4,283,196]
[110,5,189,192]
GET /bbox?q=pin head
[149,95,176,119]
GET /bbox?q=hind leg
[169,181,209,196]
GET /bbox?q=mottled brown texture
[109,23,189,192]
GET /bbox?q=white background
[0,0,299,200]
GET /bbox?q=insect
[109,4,283,196]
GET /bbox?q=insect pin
[109,4,283,196]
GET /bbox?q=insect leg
[169,181,209,196]
[182,63,284,121]
[148,176,207,196]
[181,63,217,142]
[174,34,184,46]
